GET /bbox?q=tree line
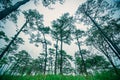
[0,0,120,76]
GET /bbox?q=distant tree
[51,23,59,74]
[30,56,44,75]
[73,29,87,75]
[51,13,75,74]
[17,50,31,75]
[48,48,55,74]
[7,50,31,75]
[61,50,73,74]
[30,25,51,74]
[51,22,59,75]
[74,51,82,75]
[86,55,110,72]
[37,26,51,74]
[54,50,73,74]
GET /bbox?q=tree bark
[0,21,28,59]
[0,0,30,20]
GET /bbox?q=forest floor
[0,71,120,80]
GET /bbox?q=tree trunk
[84,11,120,59]
[77,38,87,75]
[0,21,28,59]
[0,0,30,20]
[51,60,53,74]
[43,33,48,75]
[60,37,63,75]
[103,36,120,59]
[54,39,58,74]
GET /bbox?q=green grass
[93,71,120,80]
[0,75,86,80]
[0,71,120,80]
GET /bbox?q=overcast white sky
[1,0,90,58]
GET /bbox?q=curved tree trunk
[0,21,27,59]
[0,0,30,20]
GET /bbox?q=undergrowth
[0,70,120,80]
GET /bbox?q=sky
[0,0,89,58]
[21,0,88,58]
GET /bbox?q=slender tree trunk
[77,38,87,75]
[59,28,63,75]
[54,39,58,74]
[57,50,60,73]
[103,36,120,59]
[0,21,27,59]
[60,37,63,75]
[51,60,53,74]
[84,11,120,59]
[43,33,48,75]
[0,0,30,20]
[44,42,47,75]
[76,40,83,74]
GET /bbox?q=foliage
[0,70,120,80]
[0,31,9,42]
[94,70,120,80]
[51,13,75,45]
[85,55,110,70]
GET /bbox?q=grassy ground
[0,71,120,80]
